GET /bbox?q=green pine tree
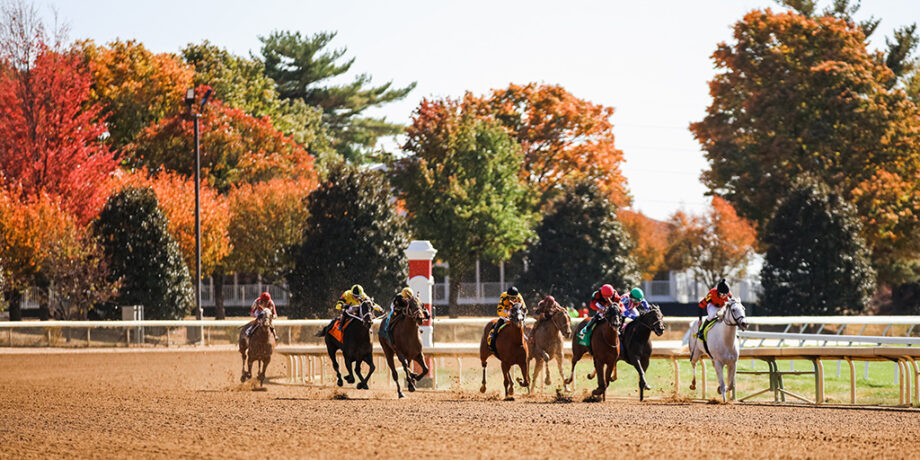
[286,163,410,318]
[260,31,416,163]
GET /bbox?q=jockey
[577,284,620,343]
[244,292,278,339]
[489,286,525,347]
[696,278,732,340]
[319,284,382,338]
[619,287,650,331]
[383,287,416,337]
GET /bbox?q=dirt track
[0,350,917,459]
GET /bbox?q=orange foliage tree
[470,83,630,208]
[0,48,118,225]
[107,169,231,279]
[619,210,669,281]
[126,88,316,193]
[79,39,194,149]
[664,197,757,288]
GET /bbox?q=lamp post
[185,87,212,320]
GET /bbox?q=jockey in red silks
[245,291,277,338]
[696,279,732,339]
[576,284,620,344]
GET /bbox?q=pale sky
[46,0,920,220]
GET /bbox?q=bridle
[723,300,747,330]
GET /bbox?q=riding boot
[489,318,504,351]
[697,318,713,340]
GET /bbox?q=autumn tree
[516,180,640,308]
[761,177,875,315]
[0,47,118,224]
[392,99,537,312]
[690,7,920,285]
[220,177,315,319]
[126,89,317,193]
[287,163,409,318]
[260,30,416,162]
[663,197,757,289]
[182,40,331,155]
[472,83,630,208]
[619,210,669,281]
[93,187,193,320]
[79,39,194,149]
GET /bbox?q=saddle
[487,320,509,355]
[698,319,719,358]
[328,317,352,343]
[380,311,403,342]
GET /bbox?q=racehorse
[565,312,621,400]
[379,292,431,398]
[688,298,749,402]
[616,305,665,401]
[527,298,572,392]
[319,300,377,389]
[479,302,530,398]
[238,307,276,386]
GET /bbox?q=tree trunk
[7,290,23,321]
[448,273,463,318]
[38,280,51,321]
[213,271,226,320]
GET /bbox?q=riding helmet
[507,286,519,297]
[600,284,615,298]
[351,284,365,297]
[630,288,644,301]
[717,279,730,295]
[258,291,271,302]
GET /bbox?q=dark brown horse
[479,302,530,398]
[564,312,621,400]
[379,291,431,398]
[318,300,377,389]
[616,305,665,401]
[527,298,572,392]
[238,307,276,386]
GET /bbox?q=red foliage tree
[0,48,117,225]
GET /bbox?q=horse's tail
[314,326,327,338]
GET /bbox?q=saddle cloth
[329,318,352,343]
[700,319,718,343]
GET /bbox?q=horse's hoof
[689,383,696,391]
[643,384,651,390]
[345,376,355,384]
[240,375,247,383]
[337,379,343,387]
[398,392,405,399]
[357,382,368,390]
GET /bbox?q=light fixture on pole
[186,87,212,321]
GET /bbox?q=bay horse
[688,298,748,402]
[238,307,276,386]
[379,291,431,398]
[616,305,665,401]
[527,297,572,392]
[479,302,530,398]
[565,311,621,400]
[318,300,377,389]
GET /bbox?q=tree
[181,40,331,154]
[516,180,640,308]
[79,39,194,149]
[0,48,118,225]
[93,187,193,319]
[392,98,537,312]
[619,210,669,281]
[690,7,920,285]
[108,169,232,280]
[664,197,758,289]
[761,177,875,315]
[126,89,317,193]
[286,163,410,318]
[260,31,416,162]
[472,83,630,208]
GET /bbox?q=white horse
[687,298,749,402]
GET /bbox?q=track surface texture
[1,351,917,459]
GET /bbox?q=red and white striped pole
[406,241,436,384]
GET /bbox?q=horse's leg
[564,348,584,386]
[714,359,727,402]
[343,357,355,384]
[357,354,374,390]
[412,352,429,381]
[259,356,271,386]
[240,350,249,382]
[383,345,403,398]
[353,357,366,389]
[604,360,615,399]
[591,358,606,398]
[633,360,651,402]
[726,358,737,398]
[530,357,542,394]
[689,344,700,391]
[501,360,513,398]
[396,352,415,392]
[327,343,343,387]
[247,356,255,384]
[517,354,530,391]
[556,351,568,391]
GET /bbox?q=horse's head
[552,305,573,339]
[508,302,526,328]
[637,304,665,336]
[405,293,428,325]
[358,300,377,328]
[725,298,748,331]
[256,307,272,328]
